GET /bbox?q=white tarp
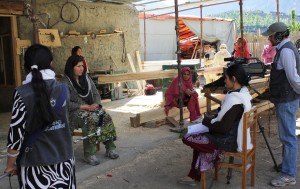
[183,19,236,52]
[139,17,236,61]
[139,19,177,61]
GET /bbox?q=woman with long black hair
[5,44,76,188]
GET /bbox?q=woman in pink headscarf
[261,39,276,64]
[234,37,251,60]
[164,67,201,123]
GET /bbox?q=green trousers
[82,125,116,156]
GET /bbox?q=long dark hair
[24,44,55,131]
[226,64,249,86]
[64,55,92,103]
[71,46,81,55]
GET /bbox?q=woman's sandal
[178,176,197,186]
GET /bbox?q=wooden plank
[38,29,61,47]
[127,53,143,92]
[11,16,22,87]
[251,86,268,99]
[0,8,23,15]
[0,1,24,10]
[97,70,178,84]
[62,33,121,38]
[166,117,180,127]
[136,51,144,70]
[255,100,274,113]
[16,38,31,55]
[136,51,146,89]
[131,94,225,127]
[197,66,224,75]
[0,2,24,15]
[130,114,140,128]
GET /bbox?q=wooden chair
[73,129,100,151]
[201,107,257,189]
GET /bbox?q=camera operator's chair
[200,107,257,189]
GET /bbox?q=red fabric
[182,135,218,181]
[146,84,155,89]
[234,37,251,60]
[187,93,201,121]
[82,58,88,73]
[164,67,201,121]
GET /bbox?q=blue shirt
[276,38,300,94]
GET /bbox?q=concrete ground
[0,93,299,189]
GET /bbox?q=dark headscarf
[64,55,93,104]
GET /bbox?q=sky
[134,0,300,17]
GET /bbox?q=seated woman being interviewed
[178,64,252,186]
[63,55,119,166]
[164,67,202,123]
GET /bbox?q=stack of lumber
[130,75,273,128]
[130,94,225,128]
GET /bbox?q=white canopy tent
[139,16,236,61]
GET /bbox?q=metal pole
[239,0,244,58]
[32,0,39,43]
[276,0,280,22]
[143,7,147,61]
[200,5,203,65]
[174,0,184,128]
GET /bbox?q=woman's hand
[185,89,197,97]
[4,164,17,176]
[80,104,90,111]
[5,149,18,176]
[80,104,98,111]
[185,89,194,96]
[90,104,99,111]
[202,115,212,127]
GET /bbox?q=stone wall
[17,0,141,75]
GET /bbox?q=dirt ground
[0,93,300,189]
[75,106,300,189]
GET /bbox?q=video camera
[224,57,266,78]
[202,56,267,93]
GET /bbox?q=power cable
[49,1,80,28]
[60,1,80,24]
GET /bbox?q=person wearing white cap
[213,43,231,66]
[262,22,300,187]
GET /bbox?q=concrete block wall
[17,0,141,75]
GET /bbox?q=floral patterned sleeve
[7,90,26,151]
